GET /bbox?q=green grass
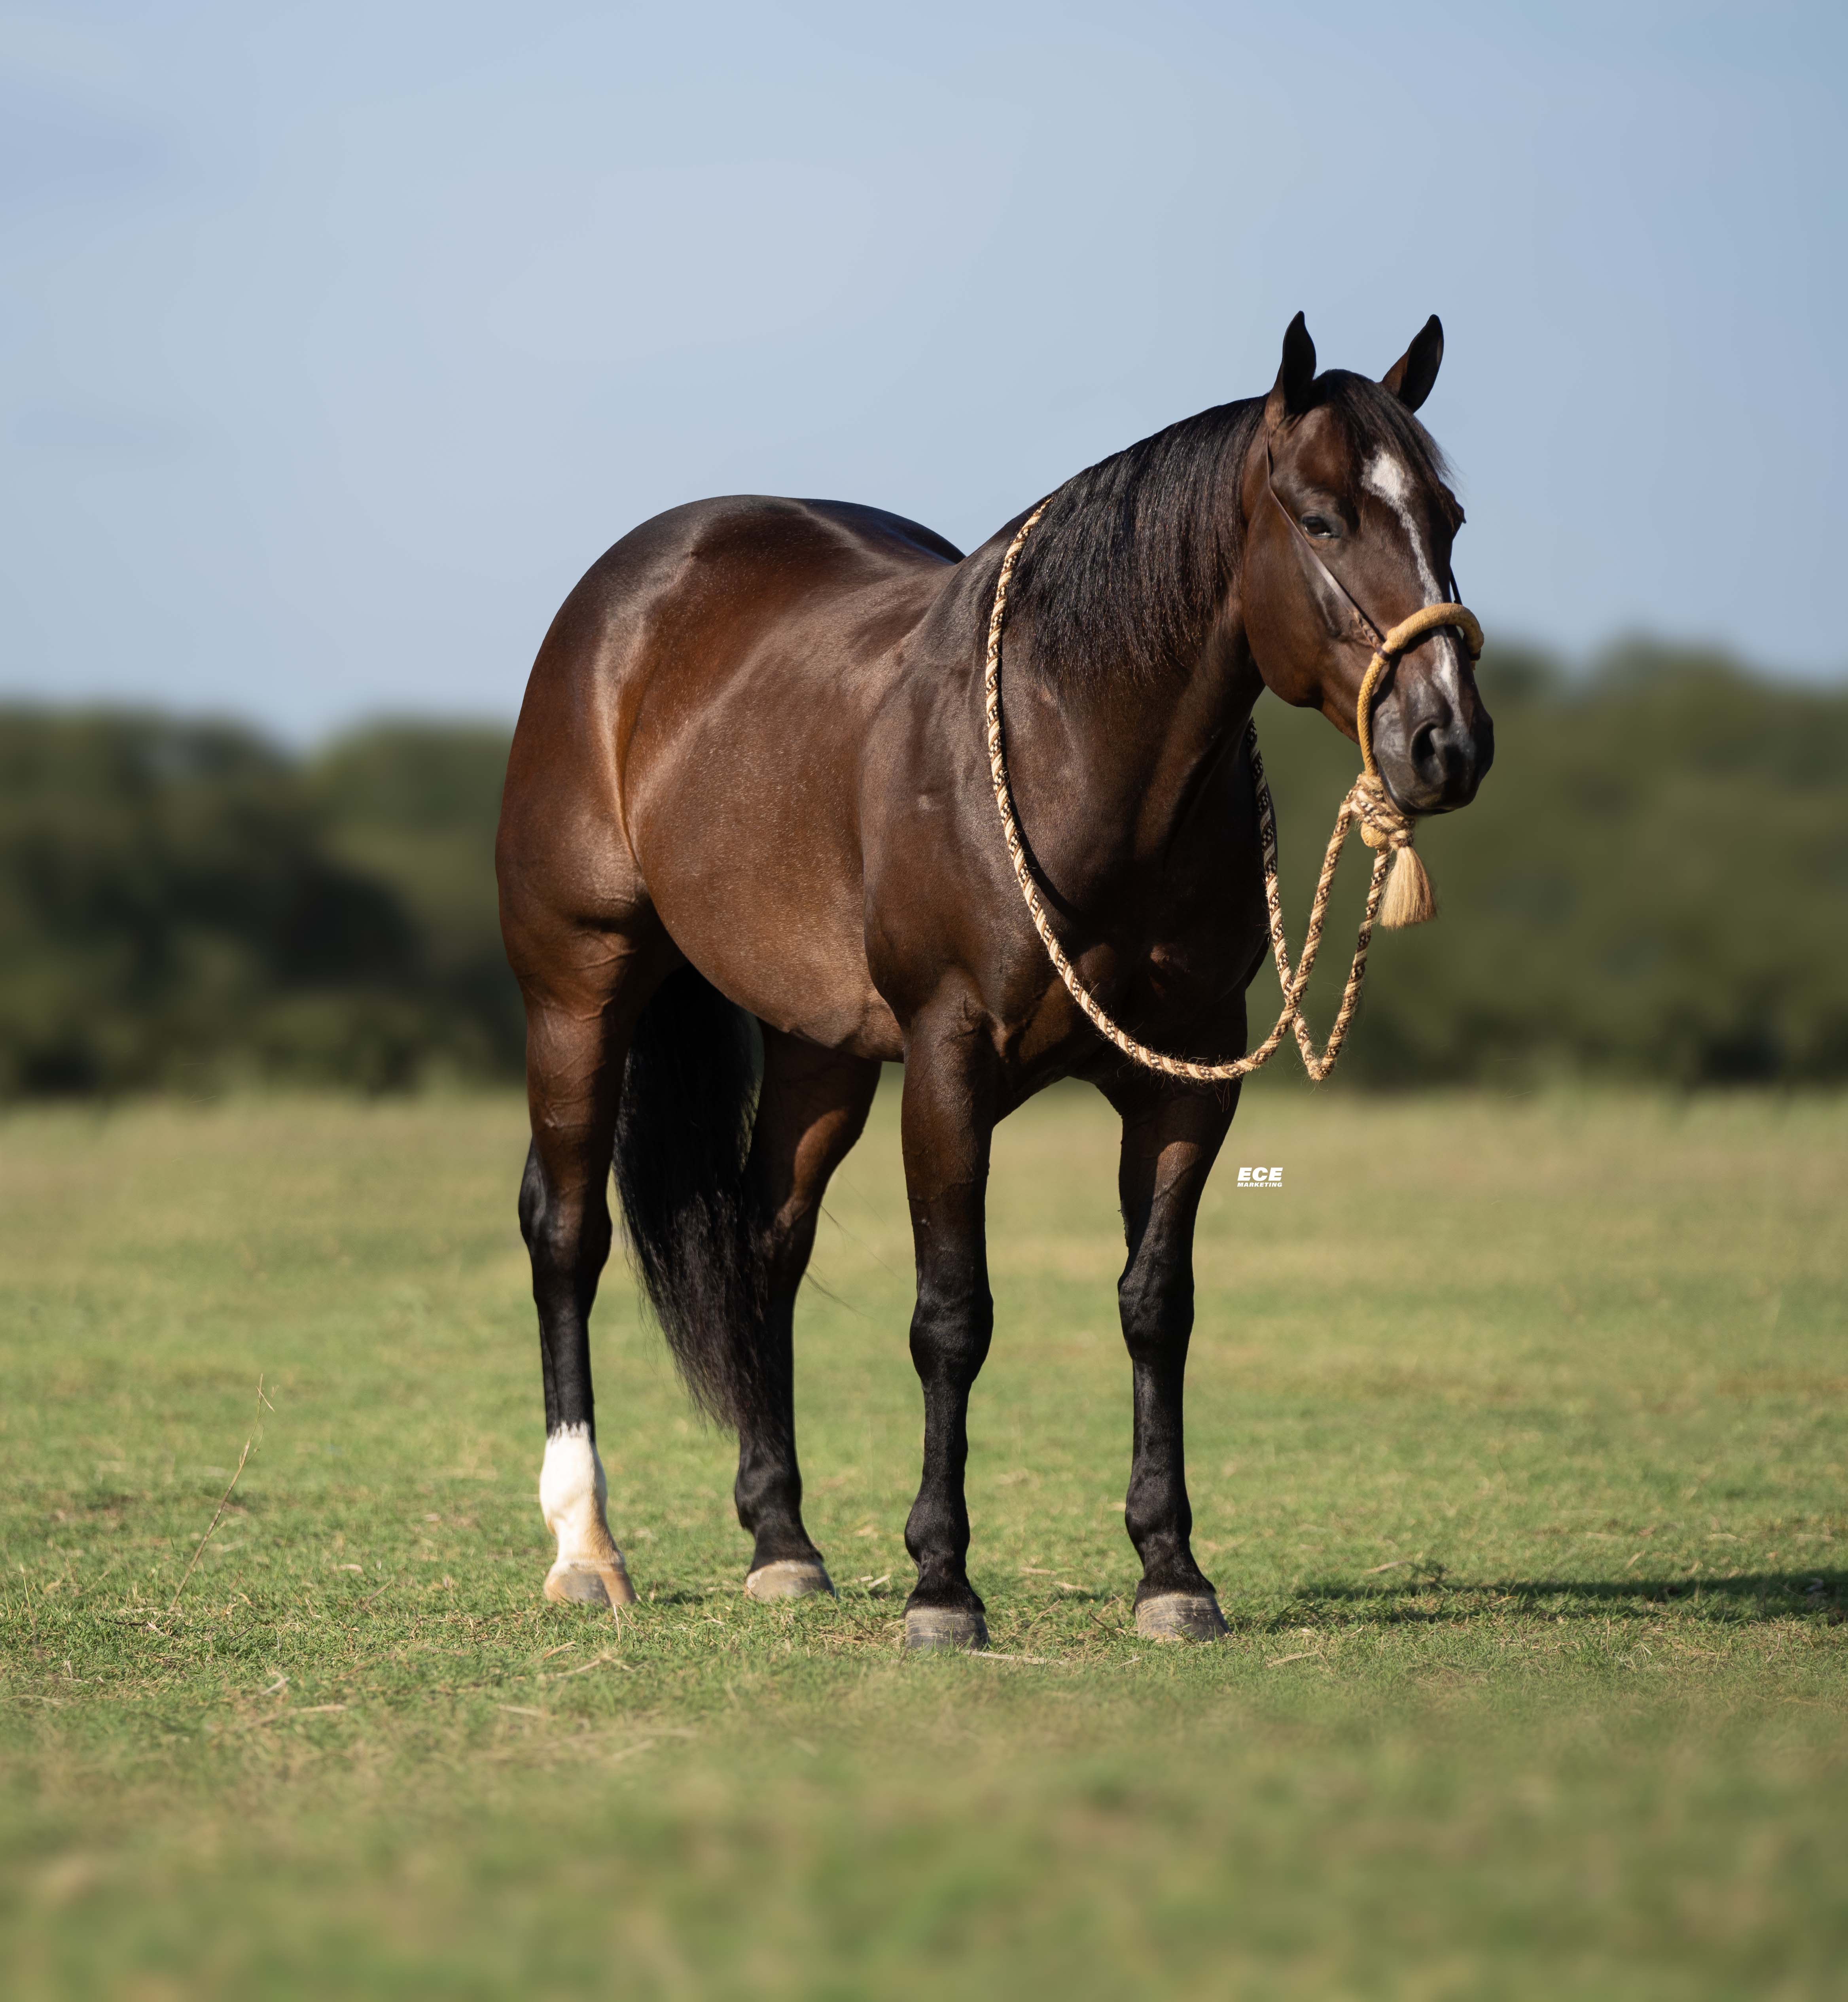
[2,1082,1844,1999]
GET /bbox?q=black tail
[613,966,769,1431]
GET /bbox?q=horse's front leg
[1104,1072,1237,1641]
[898,1008,999,1651]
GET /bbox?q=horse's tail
[612,966,769,1431]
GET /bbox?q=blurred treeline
[0,716,518,1095]
[1,639,1844,1098]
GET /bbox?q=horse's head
[1240,313,1494,814]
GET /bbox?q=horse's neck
[1011,614,1257,893]
[993,430,1260,892]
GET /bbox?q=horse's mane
[1006,371,1454,689]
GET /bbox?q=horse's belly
[651,862,901,1060]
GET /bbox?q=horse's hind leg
[513,926,670,1614]
[1104,1073,1237,1642]
[737,1029,881,1601]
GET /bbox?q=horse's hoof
[904,1605,988,1652]
[545,1558,636,1612]
[745,1559,836,1602]
[1135,1591,1228,1642]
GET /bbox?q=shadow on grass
[1288,1571,1846,1625]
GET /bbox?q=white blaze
[1361,450,1463,696]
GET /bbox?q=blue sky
[3,0,1843,737]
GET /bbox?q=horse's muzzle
[1378,685,1494,815]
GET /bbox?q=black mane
[1005,370,1454,689]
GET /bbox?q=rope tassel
[1378,841,1436,929]
[1349,770,1437,930]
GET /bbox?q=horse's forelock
[1313,372,1460,526]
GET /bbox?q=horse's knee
[1118,1261,1193,1364]
[908,1280,993,1386]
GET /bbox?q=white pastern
[1362,451,1464,693]
[540,1423,617,1566]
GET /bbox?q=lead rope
[983,504,1483,1085]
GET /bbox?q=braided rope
[982,505,1480,1085]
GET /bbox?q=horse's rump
[503,495,967,1054]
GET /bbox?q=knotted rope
[983,505,1483,1084]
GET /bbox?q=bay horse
[496,313,1493,1649]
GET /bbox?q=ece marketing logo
[1236,1166,1283,1190]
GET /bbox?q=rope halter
[983,503,1483,1085]
[1346,600,1485,929]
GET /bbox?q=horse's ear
[1265,312,1317,425]
[1382,315,1444,411]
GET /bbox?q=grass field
[1,1081,1844,1999]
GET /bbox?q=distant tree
[308,721,523,1078]
[0,710,430,1093]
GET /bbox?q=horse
[495,312,1493,1650]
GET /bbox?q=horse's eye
[1301,514,1339,539]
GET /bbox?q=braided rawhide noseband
[983,505,1483,1084]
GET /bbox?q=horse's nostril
[1407,718,1478,804]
